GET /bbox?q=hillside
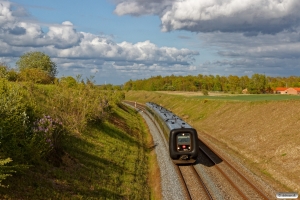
[125,91,300,193]
[0,77,171,199]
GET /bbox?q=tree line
[123,74,300,94]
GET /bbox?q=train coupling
[180,155,189,160]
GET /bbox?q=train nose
[180,155,189,160]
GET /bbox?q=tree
[16,51,58,78]
[248,74,267,94]
[0,62,18,81]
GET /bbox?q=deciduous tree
[16,51,57,78]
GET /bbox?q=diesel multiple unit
[146,102,198,164]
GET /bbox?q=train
[146,102,198,164]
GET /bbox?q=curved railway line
[123,101,272,199]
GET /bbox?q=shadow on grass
[0,123,138,199]
[65,133,127,173]
[99,106,143,148]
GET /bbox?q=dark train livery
[146,102,198,164]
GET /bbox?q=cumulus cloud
[194,30,300,76]
[0,0,199,83]
[114,0,174,16]
[55,34,198,65]
[114,0,300,34]
[112,0,300,76]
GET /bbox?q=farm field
[125,90,300,194]
[157,91,300,101]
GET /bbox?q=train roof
[146,102,193,130]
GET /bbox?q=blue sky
[1,0,300,84]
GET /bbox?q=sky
[1,0,300,85]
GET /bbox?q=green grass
[0,103,151,199]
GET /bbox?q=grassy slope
[125,91,300,193]
[0,103,156,199]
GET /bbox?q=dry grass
[156,91,230,96]
[125,91,300,193]
[196,101,300,193]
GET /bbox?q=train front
[169,127,198,164]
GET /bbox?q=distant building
[242,88,248,94]
[275,87,300,95]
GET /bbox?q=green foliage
[0,79,31,162]
[248,73,268,94]
[123,73,300,94]
[202,89,209,96]
[6,70,18,82]
[16,51,57,78]
[0,158,14,187]
[0,92,149,199]
[0,77,127,194]
[30,115,64,162]
[0,63,8,79]
[59,76,77,88]
[0,80,62,164]
[0,63,18,82]
[18,68,53,84]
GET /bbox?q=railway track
[125,101,212,200]
[123,101,271,199]
[197,140,270,199]
[124,101,212,199]
[176,165,213,200]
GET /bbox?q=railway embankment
[125,90,300,194]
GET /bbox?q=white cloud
[114,0,174,16]
[114,0,300,34]
[56,35,198,65]
[0,0,199,84]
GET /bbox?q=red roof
[275,87,300,91]
[275,87,288,91]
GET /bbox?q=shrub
[18,68,53,84]
[0,158,14,188]
[30,115,64,164]
[0,65,8,79]
[0,79,31,162]
[59,76,78,88]
[202,89,209,96]
[0,64,17,81]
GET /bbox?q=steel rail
[188,165,213,200]
[123,101,213,200]
[199,145,269,200]
[124,101,193,199]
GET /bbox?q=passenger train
[146,102,198,164]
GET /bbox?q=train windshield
[177,133,191,144]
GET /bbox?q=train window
[176,133,191,152]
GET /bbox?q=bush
[59,76,78,88]
[0,65,8,79]
[0,158,14,188]
[18,68,53,84]
[202,89,209,96]
[0,64,17,82]
[0,79,31,162]
[30,115,64,165]
[0,80,60,164]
